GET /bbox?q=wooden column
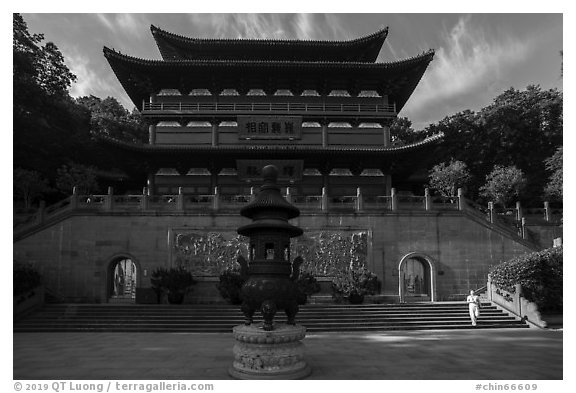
[148,123,157,145]
[211,120,219,147]
[383,124,391,147]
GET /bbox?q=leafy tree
[424,86,562,205]
[390,117,423,145]
[76,95,149,143]
[477,86,562,200]
[428,160,471,197]
[13,13,76,110]
[13,168,51,209]
[544,147,562,201]
[55,163,99,195]
[13,13,96,180]
[480,165,526,208]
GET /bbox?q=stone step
[14,302,527,333]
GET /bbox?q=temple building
[13,24,547,305]
[102,25,442,198]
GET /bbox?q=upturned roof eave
[104,45,434,69]
[150,24,389,62]
[96,133,444,155]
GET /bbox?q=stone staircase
[13,302,529,333]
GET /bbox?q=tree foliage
[55,163,99,195]
[428,159,471,197]
[544,147,562,201]
[390,117,426,145]
[76,96,148,143]
[489,247,562,313]
[13,14,149,203]
[423,86,562,205]
[13,168,52,209]
[480,165,526,208]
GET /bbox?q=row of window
[155,168,385,176]
[156,89,381,98]
[155,121,383,128]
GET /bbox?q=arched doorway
[107,257,138,303]
[398,253,437,303]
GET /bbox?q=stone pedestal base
[229,324,311,379]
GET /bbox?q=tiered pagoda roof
[150,24,389,62]
[97,133,444,177]
[103,46,434,112]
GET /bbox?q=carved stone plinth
[229,324,311,379]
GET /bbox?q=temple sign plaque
[238,116,302,140]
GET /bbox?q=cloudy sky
[21,12,562,131]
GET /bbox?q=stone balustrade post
[177,187,185,211]
[488,201,495,223]
[104,187,114,211]
[213,187,220,211]
[521,217,527,239]
[35,201,46,225]
[424,188,431,211]
[516,201,523,222]
[457,188,466,211]
[321,187,328,212]
[141,187,149,210]
[514,284,522,316]
[391,188,398,211]
[544,201,551,222]
[285,187,292,204]
[70,186,78,209]
[356,187,363,212]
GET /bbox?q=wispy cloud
[96,14,115,32]
[66,51,107,98]
[95,13,148,38]
[115,14,147,37]
[187,13,348,41]
[404,15,532,123]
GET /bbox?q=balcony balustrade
[142,101,396,117]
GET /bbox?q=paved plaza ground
[13,328,562,380]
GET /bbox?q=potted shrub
[296,271,321,305]
[216,268,246,305]
[332,266,379,304]
[151,267,196,304]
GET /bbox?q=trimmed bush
[296,271,321,305]
[216,268,246,305]
[151,267,196,304]
[14,261,42,297]
[489,247,562,312]
[332,266,379,304]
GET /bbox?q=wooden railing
[142,101,396,115]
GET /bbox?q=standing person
[467,290,481,326]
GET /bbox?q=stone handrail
[487,277,547,328]
[13,186,556,246]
